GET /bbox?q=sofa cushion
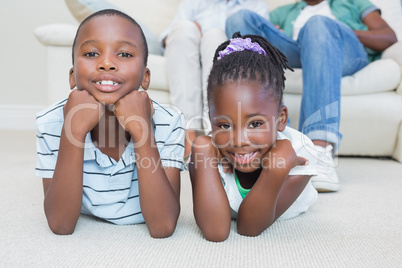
[64,0,163,55]
[284,58,401,95]
[34,24,77,46]
[110,0,182,35]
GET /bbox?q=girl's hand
[63,89,104,140]
[213,141,233,174]
[113,90,154,140]
[262,139,308,172]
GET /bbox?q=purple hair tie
[217,37,267,60]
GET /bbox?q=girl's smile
[231,151,258,165]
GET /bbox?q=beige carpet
[1,130,401,267]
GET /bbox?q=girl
[189,33,318,242]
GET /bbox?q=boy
[35,9,185,238]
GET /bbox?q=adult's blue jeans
[226,10,369,150]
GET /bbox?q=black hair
[207,32,293,107]
[71,9,148,66]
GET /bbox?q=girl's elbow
[237,222,272,237]
[203,229,229,242]
[199,224,230,242]
[237,228,263,237]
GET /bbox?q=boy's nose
[98,56,117,71]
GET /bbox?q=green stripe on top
[235,172,251,199]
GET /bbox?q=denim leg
[226,10,302,67]
[297,16,368,150]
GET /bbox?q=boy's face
[69,15,150,106]
[209,81,287,173]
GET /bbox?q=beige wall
[0,0,76,107]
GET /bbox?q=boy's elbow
[147,212,180,238]
[148,221,177,238]
[47,221,76,235]
[45,212,77,235]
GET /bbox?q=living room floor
[1,129,401,267]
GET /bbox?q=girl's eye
[219,124,232,130]
[84,52,98,57]
[118,52,132,58]
[249,121,263,128]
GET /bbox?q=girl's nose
[230,128,247,147]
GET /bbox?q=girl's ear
[278,105,288,132]
[69,67,76,90]
[140,68,151,90]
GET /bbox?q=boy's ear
[69,67,76,90]
[278,105,288,132]
[140,68,151,90]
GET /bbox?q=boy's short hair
[71,9,149,66]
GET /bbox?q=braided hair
[207,32,293,107]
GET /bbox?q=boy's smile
[209,81,287,173]
[69,15,150,105]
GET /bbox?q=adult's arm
[354,11,397,52]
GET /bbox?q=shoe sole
[312,181,339,193]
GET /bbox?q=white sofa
[35,0,402,161]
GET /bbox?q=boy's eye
[219,124,232,130]
[118,52,133,58]
[84,52,98,57]
[249,121,263,128]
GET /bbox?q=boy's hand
[262,139,308,172]
[113,90,154,139]
[63,89,104,140]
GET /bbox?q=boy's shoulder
[151,100,185,139]
[151,100,184,123]
[35,99,67,128]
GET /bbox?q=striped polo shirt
[35,98,185,225]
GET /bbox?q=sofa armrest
[34,23,77,47]
[382,41,402,94]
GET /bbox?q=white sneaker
[311,145,340,192]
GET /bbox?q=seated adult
[225,0,397,192]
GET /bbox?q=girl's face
[209,81,287,173]
[69,15,150,106]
